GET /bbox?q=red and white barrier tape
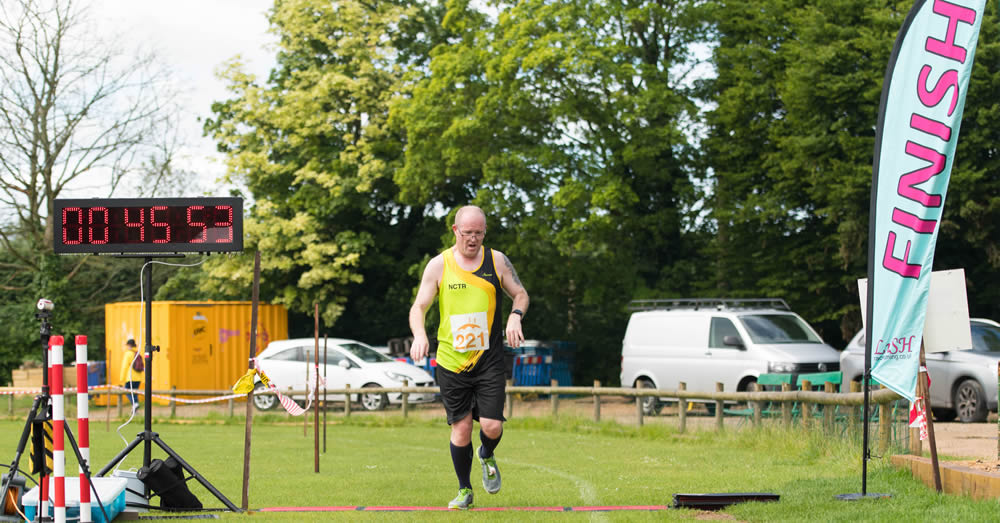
[252,359,325,416]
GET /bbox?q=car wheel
[954,379,988,423]
[360,383,388,411]
[636,378,662,416]
[932,407,957,422]
[252,383,277,411]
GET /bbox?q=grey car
[840,318,1000,423]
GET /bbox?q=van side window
[710,318,742,349]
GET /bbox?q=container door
[186,309,214,389]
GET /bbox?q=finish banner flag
[865,0,986,401]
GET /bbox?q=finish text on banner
[867,0,987,401]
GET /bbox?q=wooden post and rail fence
[3,379,908,450]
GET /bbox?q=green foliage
[699,0,1000,343]
[198,0,446,340]
[393,0,715,382]
[177,0,1000,387]
[0,252,161,385]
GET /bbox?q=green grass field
[2,411,998,522]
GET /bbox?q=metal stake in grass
[323,335,328,454]
[314,303,320,474]
[242,250,261,511]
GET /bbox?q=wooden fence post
[506,379,513,420]
[344,384,351,417]
[7,394,12,415]
[550,379,559,418]
[401,380,409,419]
[823,381,835,433]
[878,392,891,456]
[593,380,601,422]
[228,397,235,418]
[170,386,177,418]
[781,383,792,427]
[678,382,687,434]
[849,381,860,435]
[636,381,644,427]
[800,380,812,429]
[751,382,761,427]
[106,388,111,431]
[715,382,724,432]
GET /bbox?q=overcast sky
[70,0,277,198]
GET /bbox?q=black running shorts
[435,360,507,425]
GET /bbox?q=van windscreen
[738,315,822,344]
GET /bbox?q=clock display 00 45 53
[53,198,243,254]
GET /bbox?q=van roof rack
[627,298,791,312]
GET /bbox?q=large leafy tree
[702,0,915,343]
[394,0,713,382]
[701,0,1000,344]
[198,0,446,342]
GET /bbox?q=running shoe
[478,445,501,494]
[448,488,474,510]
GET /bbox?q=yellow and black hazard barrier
[30,419,53,476]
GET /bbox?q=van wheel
[636,378,662,416]
[954,379,987,423]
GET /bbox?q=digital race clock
[53,197,244,254]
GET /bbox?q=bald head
[454,205,487,229]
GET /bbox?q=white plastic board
[857,268,972,353]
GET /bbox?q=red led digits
[187,206,207,243]
[151,206,171,243]
[124,208,145,242]
[213,206,233,243]
[54,198,242,254]
[88,207,109,244]
[62,207,83,245]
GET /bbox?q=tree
[0,0,182,383]
[198,0,447,340]
[393,0,713,382]
[700,0,1000,343]
[700,0,914,343]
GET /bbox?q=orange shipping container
[104,301,288,404]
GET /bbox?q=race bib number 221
[450,312,489,352]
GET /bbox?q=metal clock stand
[96,256,239,512]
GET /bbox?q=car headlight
[385,371,414,382]
[768,362,799,373]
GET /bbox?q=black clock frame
[53,197,243,254]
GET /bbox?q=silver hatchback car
[840,318,1000,422]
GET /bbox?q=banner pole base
[835,493,892,501]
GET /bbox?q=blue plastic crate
[23,477,127,523]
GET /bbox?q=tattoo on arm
[503,254,523,287]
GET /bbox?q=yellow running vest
[436,246,503,373]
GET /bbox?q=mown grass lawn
[1,412,998,522]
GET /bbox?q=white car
[253,338,436,411]
[840,319,1000,423]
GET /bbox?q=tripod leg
[64,424,111,523]
[1,396,44,508]
[95,435,144,477]
[151,436,240,512]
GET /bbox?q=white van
[620,298,841,414]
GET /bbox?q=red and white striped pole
[50,335,67,523]
[76,335,92,523]
[40,339,51,521]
